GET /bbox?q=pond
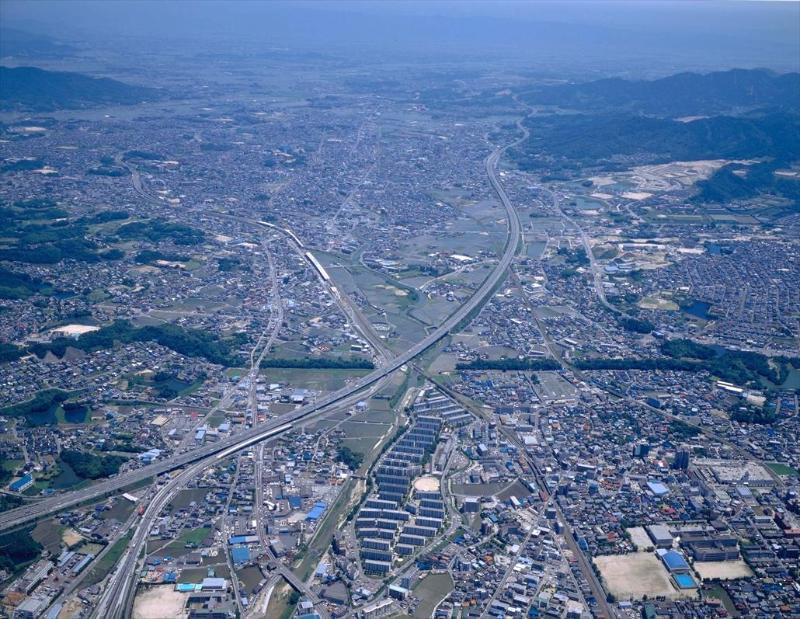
[682,299,712,319]
[51,460,82,490]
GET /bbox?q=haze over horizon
[2,0,799,75]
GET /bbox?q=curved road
[97,131,525,618]
[0,137,522,537]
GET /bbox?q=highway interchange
[12,117,705,618]
[0,125,526,618]
[0,125,523,537]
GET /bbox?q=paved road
[95,456,211,618]
[17,132,525,616]
[431,378,614,619]
[0,138,522,535]
[548,188,620,315]
[106,120,528,619]
[96,382,381,619]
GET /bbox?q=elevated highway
[0,137,522,535]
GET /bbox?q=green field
[258,367,371,391]
[237,565,264,594]
[705,583,739,617]
[412,573,454,619]
[178,567,211,584]
[169,487,209,510]
[766,462,800,477]
[1,459,22,474]
[338,419,393,438]
[84,532,131,586]
[99,498,136,522]
[179,526,212,546]
[339,435,389,457]
[451,481,511,497]
[31,519,65,555]
[150,526,212,558]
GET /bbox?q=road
[0,133,523,535]
[94,454,212,619]
[253,443,331,619]
[431,378,614,619]
[333,127,530,618]
[95,384,379,619]
[94,206,410,619]
[23,129,525,618]
[223,460,246,616]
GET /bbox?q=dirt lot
[62,528,84,548]
[132,585,188,619]
[594,552,694,601]
[694,560,754,581]
[627,527,654,551]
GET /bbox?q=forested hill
[0,66,159,111]
[522,69,800,117]
[512,111,800,170]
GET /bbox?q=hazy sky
[2,1,798,73]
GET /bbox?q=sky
[1,1,798,73]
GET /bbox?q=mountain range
[0,66,159,111]
[522,69,800,117]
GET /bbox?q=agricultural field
[258,367,372,392]
[84,532,132,587]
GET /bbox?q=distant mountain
[511,111,800,171]
[522,69,800,117]
[0,66,159,111]
[0,28,75,58]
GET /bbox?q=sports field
[594,552,694,600]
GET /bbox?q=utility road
[0,135,523,535]
[93,132,524,617]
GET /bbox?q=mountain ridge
[0,65,160,111]
[522,68,800,117]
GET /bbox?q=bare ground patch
[132,585,188,619]
[694,560,753,581]
[594,552,694,601]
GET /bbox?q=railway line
[0,137,522,537]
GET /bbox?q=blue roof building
[659,549,690,572]
[9,473,33,493]
[306,501,326,521]
[228,535,259,545]
[231,546,250,564]
[647,481,669,497]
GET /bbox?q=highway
[96,452,221,618]
[549,187,621,315]
[18,130,525,616]
[0,134,523,535]
[96,146,519,614]
[95,379,386,619]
